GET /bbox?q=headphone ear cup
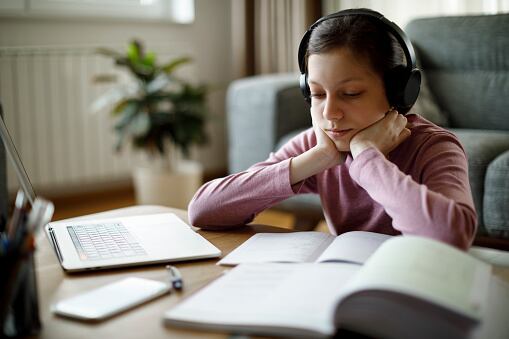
[385,65,421,114]
[384,65,407,111]
[402,69,421,108]
[300,73,311,105]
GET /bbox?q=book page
[316,231,392,264]
[341,236,491,320]
[218,232,334,266]
[472,276,509,339]
[469,246,509,267]
[165,263,360,337]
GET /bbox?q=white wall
[0,0,232,189]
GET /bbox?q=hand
[349,109,411,159]
[312,116,344,168]
[289,117,345,185]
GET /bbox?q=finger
[386,128,411,155]
[385,109,399,124]
[395,114,407,130]
[398,128,411,142]
[387,109,398,117]
[384,106,395,115]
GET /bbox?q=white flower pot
[132,159,203,210]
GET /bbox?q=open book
[165,236,509,339]
[217,231,391,266]
[218,230,509,267]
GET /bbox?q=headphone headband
[298,8,421,112]
[298,9,417,74]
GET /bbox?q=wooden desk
[35,205,288,339]
[35,206,509,338]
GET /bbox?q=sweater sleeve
[348,135,477,250]
[188,129,318,229]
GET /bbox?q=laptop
[0,103,221,272]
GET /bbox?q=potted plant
[93,39,208,209]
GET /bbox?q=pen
[7,190,28,240]
[166,265,183,290]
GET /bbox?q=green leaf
[111,99,140,117]
[143,52,156,67]
[127,41,142,63]
[112,99,130,116]
[161,57,191,75]
[114,101,139,129]
[128,112,150,137]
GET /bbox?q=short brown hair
[306,14,405,80]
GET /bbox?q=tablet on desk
[45,212,221,272]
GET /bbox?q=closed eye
[310,93,325,98]
[344,92,361,97]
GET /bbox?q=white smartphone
[52,277,171,321]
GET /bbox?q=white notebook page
[317,231,392,264]
[165,263,360,337]
[218,232,334,265]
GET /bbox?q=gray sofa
[227,13,509,242]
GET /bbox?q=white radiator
[0,44,193,194]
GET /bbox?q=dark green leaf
[161,57,191,75]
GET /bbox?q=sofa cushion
[227,73,310,173]
[483,150,509,238]
[408,70,449,127]
[406,14,509,131]
[275,194,323,221]
[449,129,509,234]
[426,71,509,130]
[275,129,308,152]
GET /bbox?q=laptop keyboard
[67,222,147,261]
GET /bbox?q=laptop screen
[0,102,36,206]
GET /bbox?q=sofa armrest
[227,73,311,173]
[484,150,509,238]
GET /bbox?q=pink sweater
[189,114,477,249]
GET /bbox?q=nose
[322,96,344,121]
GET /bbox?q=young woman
[189,10,477,250]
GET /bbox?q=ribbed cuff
[349,147,384,184]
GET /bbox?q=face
[307,47,390,151]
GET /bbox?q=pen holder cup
[0,248,41,337]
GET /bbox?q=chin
[334,141,351,152]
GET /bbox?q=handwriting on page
[220,232,333,264]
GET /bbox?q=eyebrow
[308,77,363,86]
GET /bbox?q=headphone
[298,8,421,114]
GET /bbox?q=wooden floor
[51,186,138,221]
[51,186,329,232]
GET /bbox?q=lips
[325,128,353,139]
